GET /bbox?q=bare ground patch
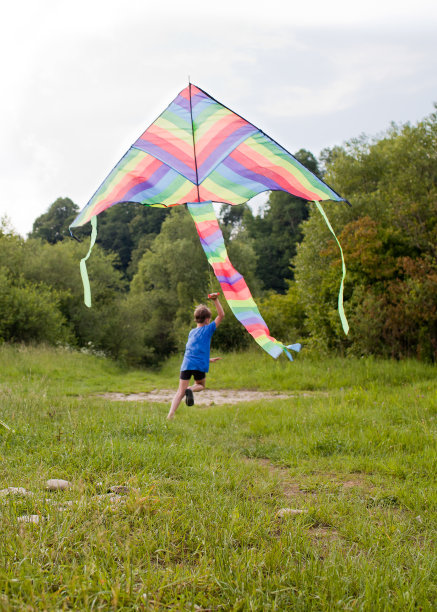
[247,458,376,495]
[100,389,302,406]
[243,457,380,547]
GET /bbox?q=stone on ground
[277,507,307,518]
[46,479,71,491]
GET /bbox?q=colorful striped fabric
[70,83,349,357]
[70,84,345,228]
[188,201,301,360]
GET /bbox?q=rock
[46,479,71,491]
[0,487,33,497]
[17,514,41,524]
[277,508,308,518]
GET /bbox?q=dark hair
[194,304,212,323]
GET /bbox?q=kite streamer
[314,201,349,335]
[79,215,97,308]
[71,83,349,358]
[188,201,301,360]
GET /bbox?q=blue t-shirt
[180,321,216,372]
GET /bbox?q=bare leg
[189,378,206,393]
[167,379,190,420]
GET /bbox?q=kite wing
[70,84,349,357]
[70,84,345,228]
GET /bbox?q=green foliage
[211,302,251,353]
[4,110,437,364]
[81,293,156,364]
[295,108,437,360]
[210,228,260,353]
[244,149,320,293]
[244,191,309,293]
[208,226,264,352]
[0,231,70,345]
[0,268,70,345]
[219,202,249,230]
[94,202,167,277]
[293,148,322,177]
[29,199,167,279]
[258,281,308,342]
[131,207,263,358]
[29,197,79,243]
[0,229,154,363]
[226,230,261,295]
[1,204,263,363]
[19,239,126,349]
[131,208,209,357]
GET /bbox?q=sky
[1,0,436,236]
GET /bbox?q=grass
[0,344,436,610]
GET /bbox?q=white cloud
[258,38,426,119]
[0,1,436,234]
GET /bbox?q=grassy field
[0,344,435,610]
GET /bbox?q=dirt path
[100,389,300,406]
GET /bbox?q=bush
[0,269,70,345]
[258,282,308,344]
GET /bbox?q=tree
[258,282,308,343]
[0,230,152,359]
[294,107,437,360]
[245,191,309,293]
[21,238,129,352]
[30,198,167,279]
[95,203,167,277]
[293,148,322,178]
[29,197,79,243]
[0,269,71,345]
[244,149,321,293]
[131,207,209,359]
[0,231,71,345]
[131,206,263,358]
[219,203,250,234]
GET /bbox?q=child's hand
[208,292,220,300]
[209,357,222,362]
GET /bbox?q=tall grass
[0,344,435,610]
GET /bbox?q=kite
[70,83,349,360]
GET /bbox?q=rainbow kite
[70,83,349,360]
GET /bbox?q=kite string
[314,201,349,335]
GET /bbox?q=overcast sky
[1,0,436,236]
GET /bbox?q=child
[167,295,224,420]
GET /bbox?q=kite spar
[70,83,349,360]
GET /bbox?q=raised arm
[211,295,224,327]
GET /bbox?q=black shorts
[180,370,206,381]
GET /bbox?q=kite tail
[187,201,300,360]
[78,215,97,308]
[313,201,349,335]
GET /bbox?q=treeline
[1,108,436,363]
